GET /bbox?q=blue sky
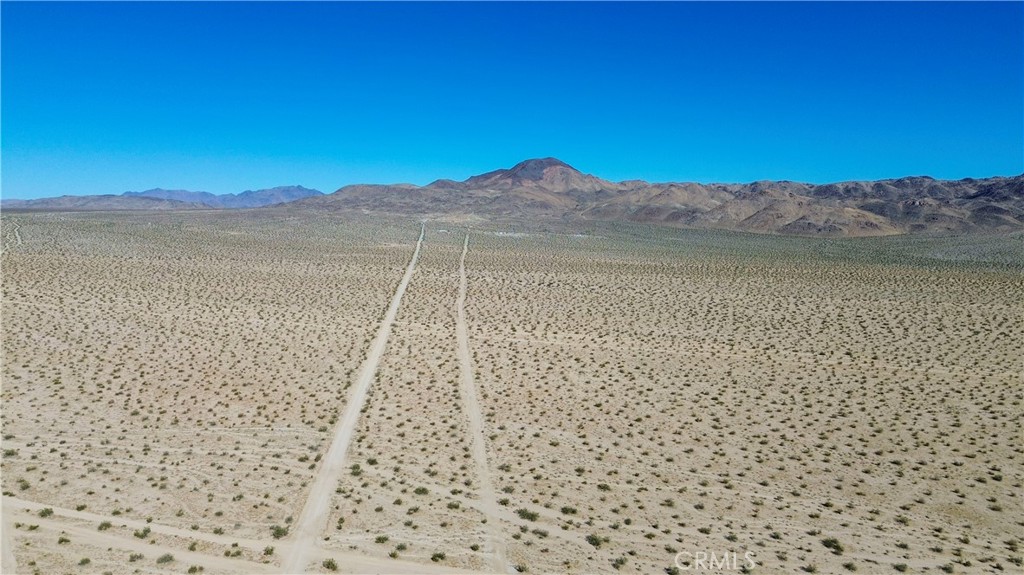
[2,1,1022,199]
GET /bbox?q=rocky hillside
[291,159,1023,237]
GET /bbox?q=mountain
[124,185,322,208]
[4,161,1020,236]
[0,195,204,211]
[4,185,323,211]
[290,158,1024,237]
[457,157,623,194]
[298,159,626,219]
[123,188,221,205]
[231,185,323,207]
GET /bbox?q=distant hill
[3,185,323,211]
[288,158,1023,237]
[0,195,204,211]
[124,185,323,208]
[122,188,222,205]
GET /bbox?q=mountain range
[292,158,1024,237]
[3,185,322,210]
[123,185,323,208]
[4,159,1022,236]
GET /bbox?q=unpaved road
[455,234,511,574]
[282,223,426,574]
[2,494,474,575]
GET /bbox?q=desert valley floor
[1,211,1021,575]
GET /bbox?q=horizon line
[2,160,1023,202]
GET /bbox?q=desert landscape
[1,208,1020,574]
[4,0,1021,572]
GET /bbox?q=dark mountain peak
[507,158,577,180]
[464,157,585,187]
[449,157,620,195]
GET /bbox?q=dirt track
[282,223,425,574]
[455,234,511,574]
[1,494,473,574]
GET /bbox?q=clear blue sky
[2,1,1022,199]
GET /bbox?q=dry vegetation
[462,226,1023,574]
[1,212,417,573]
[2,211,1021,574]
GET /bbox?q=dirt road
[455,233,512,574]
[282,223,425,574]
[2,494,473,574]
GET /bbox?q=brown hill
[292,159,1022,237]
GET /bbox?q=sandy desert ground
[1,211,1021,574]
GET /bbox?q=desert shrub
[516,508,539,521]
[822,537,844,555]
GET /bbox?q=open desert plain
[1,209,1021,575]
[3,0,1023,573]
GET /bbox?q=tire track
[282,223,425,574]
[2,494,473,574]
[4,506,276,574]
[455,233,512,574]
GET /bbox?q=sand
[1,211,1021,574]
